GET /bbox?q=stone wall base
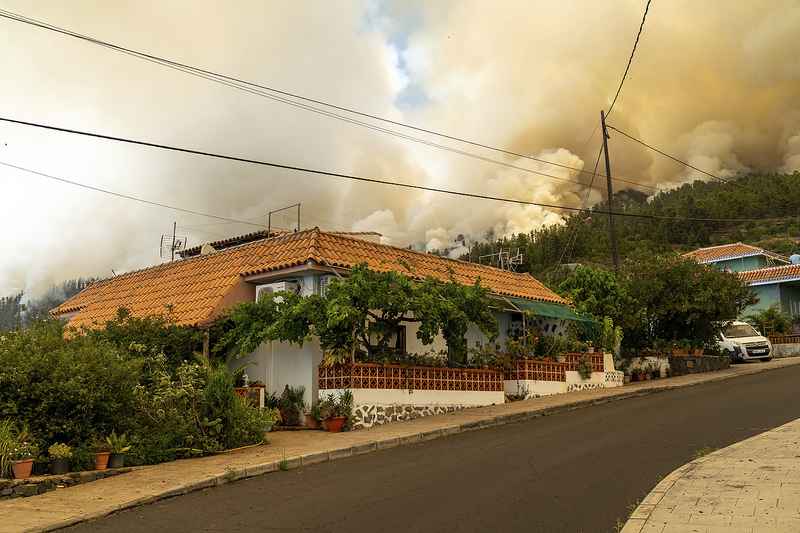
[669,355,729,376]
[351,404,467,430]
[0,467,132,500]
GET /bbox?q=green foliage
[556,256,755,354]
[105,432,131,454]
[0,320,141,447]
[464,173,800,275]
[215,264,498,368]
[278,385,305,426]
[621,253,756,352]
[558,266,628,321]
[599,317,623,353]
[318,390,353,422]
[0,420,15,477]
[0,318,272,470]
[576,355,593,380]
[48,442,73,459]
[88,308,203,368]
[747,305,793,335]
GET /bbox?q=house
[683,243,800,318]
[54,228,613,424]
[682,242,788,273]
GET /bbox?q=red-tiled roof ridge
[242,227,557,291]
[683,242,787,264]
[738,263,800,284]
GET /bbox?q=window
[724,324,759,338]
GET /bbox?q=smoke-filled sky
[1,0,799,296]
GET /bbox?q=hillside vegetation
[463,173,800,279]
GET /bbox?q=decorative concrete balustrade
[319,355,623,429]
[318,363,505,429]
[504,352,623,398]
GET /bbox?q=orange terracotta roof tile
[739,264,800,284]
[683,242,786,264]
[53,229,567,330]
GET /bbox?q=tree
[557,265,628,322]
[556,255,756,354]
[0,292,22,331]
[620,253,756,352]
[215,264,498,366]
[747,305,793,336]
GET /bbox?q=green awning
[505,297,596,323]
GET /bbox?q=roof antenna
[266,203,301,235]
[160,221,187,261]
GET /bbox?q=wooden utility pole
[600,110,620,271]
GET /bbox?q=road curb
[44,359,800,531]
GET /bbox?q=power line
[0,115,788,224]
[607,0,653,117]
[0,8,659,193]
[606,124,733,184]
[0,160,265,228]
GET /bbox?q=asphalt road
[69,363,800,533]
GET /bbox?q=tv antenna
[267,203,301,235]
[160,221,187,261]
[479,248,524,271]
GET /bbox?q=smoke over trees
[0,278,95,331]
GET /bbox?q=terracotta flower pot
[12,459,34,479]
[304,414,320,429]
[94,451,111,471]
[325,416,346,433]
[51,458,70,475]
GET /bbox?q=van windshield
[724,324,759,338]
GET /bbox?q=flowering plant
[11,440,38,461]
[48,442,73,459]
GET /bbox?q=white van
[718,321,772,362]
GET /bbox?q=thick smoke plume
[0,0,798,295]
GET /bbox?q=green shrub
[48,442,72,459]
[0,321,140,447]
[0,318,276,469]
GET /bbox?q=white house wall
[234,339,322,408]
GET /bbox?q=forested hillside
[0,278,95,331]
[463,173,800,278]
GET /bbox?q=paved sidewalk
[622,416,800,533]
[2,358,799,533]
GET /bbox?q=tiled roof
[178,229,382,258]
[739,264,800,284]
[53,229,567,330]
[683,242,775,263]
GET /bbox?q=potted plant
[11,439,38,480]
[321,390,353,433]
[48,443,72,475]
[279,385,306,426]
[576,354,593,380]
[105,432,131,469]
[305,403,321,430]
[93,437,111,471]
